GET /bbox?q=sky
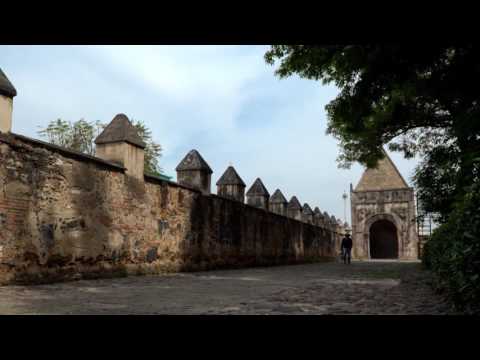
[1,45,421,223]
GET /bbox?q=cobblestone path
[0,261,455,314]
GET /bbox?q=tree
[38,118,104,155]
[131,119,163,177]
[265,45,480,220]
[38,118,164,177]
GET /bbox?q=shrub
[422,181,480,314]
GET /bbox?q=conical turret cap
[288,196,302,210]
[246,178,270,196]
[323,211,330,221]
[270,189,288,204]
[302,203,313,214]
[176,149,213,174]
[216,166,245,186]
[95,114,146,148]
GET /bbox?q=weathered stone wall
[0,134,337,285]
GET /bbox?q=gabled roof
[270,189,288,204]
[302,203,313,215]
[94,114,146,149]
[216,166,245,186]
[246,178,270,196]
[288,196,302,210]
[314,207,322,215]
[0,68,17,98]
[175,149,213,174]
[354,150,409,191]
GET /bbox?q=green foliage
[422,181,480,314]
[266,45,480,311]
[37,118,104,155]
[265,44,480,218]
[413,144,461,222]
[38,118,163,176]
[131,119,163,177]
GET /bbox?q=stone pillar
[323,211,331,230]
[331,215,341,251]
[302,203,314,224]
[269,189,288,216]
[175,149,213,194]
[287,196,303,221]
[94,114,146,180]
[331,215,338,231]
[246,178,270,210]
[314,207,324,227]
[216,165,245,202]
[337,219,345,235]
[0,69,17,133]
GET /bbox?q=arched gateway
[350,151,419,260]
[369,219,398,259]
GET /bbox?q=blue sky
[1,45,420,223]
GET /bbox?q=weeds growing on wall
[422,181,480,314]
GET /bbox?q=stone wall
[0,133,338,285]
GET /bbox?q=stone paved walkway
[0,261,456,314]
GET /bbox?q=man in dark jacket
[341,233,353,264]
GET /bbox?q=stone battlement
[0,125,344,286]
[0,68,346,285]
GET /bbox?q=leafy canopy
[265,45,480,219]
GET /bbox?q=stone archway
[369,219,398,259]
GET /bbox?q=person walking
[341,233,353,264]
